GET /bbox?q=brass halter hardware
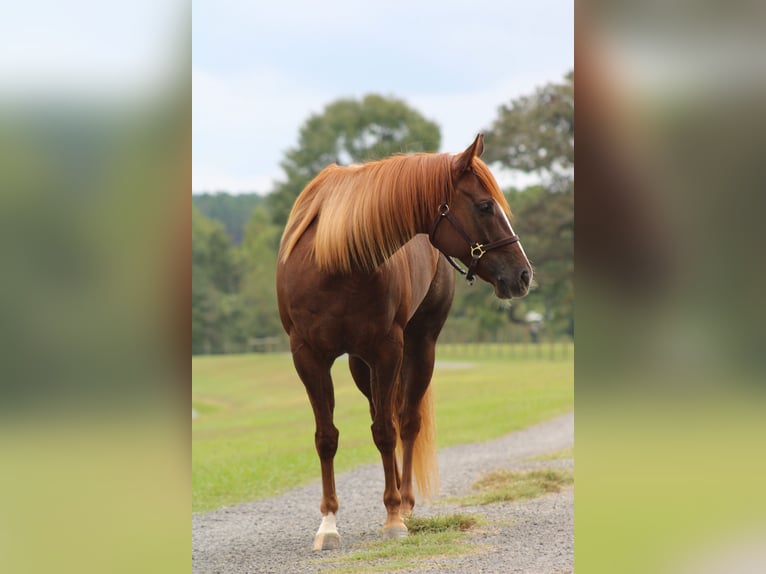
[428,200,519,285]
[470,244,487,259]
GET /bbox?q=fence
[436,341,572,361]
[240,336,572,361]
[247,336,287,353]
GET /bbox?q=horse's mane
[279,152,510,273]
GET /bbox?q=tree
[484,71,573,193]
[193,192,265,245]
[506,185,574,336]
[483,72,574,337]
[192,205,243,354]
[268,94,441,225]
[238,207,283,344]
[192,203,286,354]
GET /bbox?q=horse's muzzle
[494,267,532,299]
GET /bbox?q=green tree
[505,185,574,336]
[484,71,574,337]
[238,207,283,345]
[192,205,244,354]
[484,71,573,192]
[193,192,265,245]
[268,94,441,225]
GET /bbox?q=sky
[193,0,573,194]
[0,0,185,96]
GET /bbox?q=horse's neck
[403,181,444,240]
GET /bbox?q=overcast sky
[193,0,573,194]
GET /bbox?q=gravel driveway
[193,412,574,573]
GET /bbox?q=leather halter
[428,195,520,285]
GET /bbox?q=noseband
[428,196,519,285]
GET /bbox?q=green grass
[317,532,472,573]
[459,468,574,506]
[405,513,481,533]
[315,513,485,573]
[192,345,573,511]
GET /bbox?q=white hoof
[313,532,341,550]
[313,512,341,551]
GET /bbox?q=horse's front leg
[290,339,341,550]
[369,334,408,539]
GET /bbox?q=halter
[428,193,520,285]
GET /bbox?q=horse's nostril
[520,269,531,286]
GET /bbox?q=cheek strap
[428,203,519,284]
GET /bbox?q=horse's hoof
[313,512,340,550]
[382,525,408,540]
[313,532,341,551]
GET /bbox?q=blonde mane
[279,152,509,273]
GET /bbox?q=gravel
[193,411,574,574]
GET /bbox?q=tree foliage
[192,204,282,354]
[484,71,573,192]
[506,185,574,335]
[192,204,242,354]
[193,193,265,244]
[484,71,574,335]
[268,94,441,225]
[237,208,282,340]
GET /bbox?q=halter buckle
[470,243,486,259]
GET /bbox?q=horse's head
[429,134,532,299]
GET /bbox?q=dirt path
[192,412,574,573]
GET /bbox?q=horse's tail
[396,384,439,500]
[413,384,439,499]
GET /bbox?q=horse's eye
[477,201,494,214]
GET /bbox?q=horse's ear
[453,133,485,174]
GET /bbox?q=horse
[276,134,532,550]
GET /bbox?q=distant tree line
[192,73,573,354]
[193,193,265,245]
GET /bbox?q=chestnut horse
[276,134,531,550]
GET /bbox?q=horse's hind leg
[398,262,454,516]
[349,355,402,490]
[349,355,373,416]
[365,335,409,539]
[291,339,341,550]
[398,332,438,517]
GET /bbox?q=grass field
[314,514,486,573]
[192,344,573,512]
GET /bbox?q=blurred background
[0,1,189,573]
[576,1,766,573]
[2,0,765,572]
